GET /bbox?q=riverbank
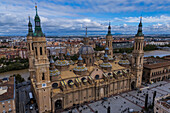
[0,69,29,80]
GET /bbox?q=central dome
[79,45,94,55]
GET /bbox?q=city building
[27,6,144,113]
[143,58,170,83]
[154,94,170,113]
[0,77,16,113]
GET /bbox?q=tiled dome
[100,62,112,68]
[118,60,130,65]
[55,60,69,66]
[68,60,74,65]
[73,66,87,71]
[50,69,60,76]
[101,55,114,61]
[79,45,94,55]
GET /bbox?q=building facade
[0,77,16,113]
[154,94,170,113]
[143,58,170,83]
[27,6,144,113]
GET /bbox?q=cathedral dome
[73,66,87,72]
[101,55,114,61]
[50,69,60,76]
[100,62,112,68]
[55,60,69,66]
[79,45,95,55]
[118,59,130,65]
[68,60,74,65]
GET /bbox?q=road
[16,82,37,113]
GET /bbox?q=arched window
[35,47,37,56]
[40,47,42,55]
[28,44,30,50]
[32,43,34,50]
[42,73,45,80]
[95,75,99,79]
[52,83,58,89]
[44,47,46,54]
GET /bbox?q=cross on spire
[85,26,87,37]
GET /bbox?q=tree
[11,74,25,84]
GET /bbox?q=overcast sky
[0,0,170,36]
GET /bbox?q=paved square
[62,80,170,113]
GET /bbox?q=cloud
[0,0,170,35]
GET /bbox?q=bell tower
[132,16,144,88]
[106,22,113,56]
[32,5,51,113]
[27,16,35,80]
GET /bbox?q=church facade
[27,6,144,113]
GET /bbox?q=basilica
[27,5,144,113]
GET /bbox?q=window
[28,44,30,50]
[42,73,45,80]
[138,43,140,50]
[95,75,99,79]
[40,47,43,55]
[44,47,46,54]
[90,58,91,63]
[32,43,34,50]
[83,59,85,63]
[35,47,37,56]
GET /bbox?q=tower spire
[27,16,33,36]
[85,26,87,37]
[35,3,38,16]
[107,21,112,36]
[33,3,44,37]
[136,16,144,37]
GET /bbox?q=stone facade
[143,59,170,83]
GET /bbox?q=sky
[0,0,170,36]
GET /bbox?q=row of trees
[0,57,29,73]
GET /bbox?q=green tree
[11,74,25,84]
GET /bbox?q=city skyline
[0,0,170,36]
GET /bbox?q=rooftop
[144,61,170,69]
[156,95,170,109]
[0,77,15,102]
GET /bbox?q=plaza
[62,80,170,113]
